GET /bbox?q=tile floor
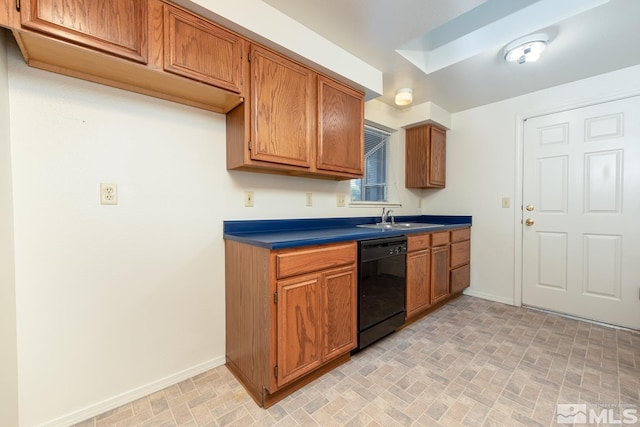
[74,296,639,427]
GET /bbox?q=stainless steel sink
[357,222,443,230]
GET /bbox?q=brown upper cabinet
[9,0,244,113]
[316,75,364,176]
[20,0,148,63]
[249,45,314,168]
[6,0,365,179]
[405,124,447,188]
[163,4,243,94]
[227,45,364,180]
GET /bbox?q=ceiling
[263,0,640,113]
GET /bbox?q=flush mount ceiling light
[395,88,413,106]
[504,33,549,64]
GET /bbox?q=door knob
[526,204,535,211]
[525,218,535,226]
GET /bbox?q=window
[350,126,390,202]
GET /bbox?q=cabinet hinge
[247,52,251,62]
[16,0,20,11]
[273,291,278,304]
[274,365,278,377]
[248,140,252,151]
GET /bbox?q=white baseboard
[463,288,515,306]
[42,355,226,427]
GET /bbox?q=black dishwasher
[356,236,407,351]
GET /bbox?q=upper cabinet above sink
[226,45,364,181]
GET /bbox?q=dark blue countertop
[224,215,472,249]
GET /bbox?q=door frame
[513,90,640,308]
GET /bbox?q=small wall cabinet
[405,124,447,188]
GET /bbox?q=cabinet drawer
[407,233,430,252]
[276,242,356,279]
[451,227,470,243]
[450,264,470,294]
[431,231,450,246]
[450,240,470,268]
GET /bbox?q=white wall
[424,64,640,305]
[0,29,19,427]
[5,38,419,426]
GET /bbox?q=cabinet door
[250,46,314,168]
[276,274,322,387]
[20,0,147,63]
[163,5,243,93]
[322,266,357,361]
[405,125,428,188]
[406,249,431,318]
[316,76,364,176]
[429,126,446,187]
[431,245,450,304]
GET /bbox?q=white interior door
[522,96,640,330]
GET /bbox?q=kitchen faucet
[381,208,394,224]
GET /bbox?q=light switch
[244,191,254,207]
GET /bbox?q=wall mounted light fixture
[504,33,549,64]
[395,88,413,106]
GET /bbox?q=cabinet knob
[525,218,535,226]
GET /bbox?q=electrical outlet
[502,197,510,208]
[336,194,346,207]
[244,191,254,207]
[305,192,313,207]
[100,183,118,205]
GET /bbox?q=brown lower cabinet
[226,226,470,406]
[406,248,431,318]
[430,244,450,304]
[406,227,471,321]
[225,239,357,407]
[450,227,471,294]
